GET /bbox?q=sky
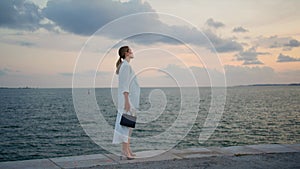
[0,0,299,88]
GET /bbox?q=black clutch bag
[120,113,137,128]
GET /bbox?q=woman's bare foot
[128,147,136,156]
[121,151,134,160]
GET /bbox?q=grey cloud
[282,47,292,51]
[232,26,248,33]
[43,0,155,35]
[225,65,276,86]
[0,0,45,30]
[121,32,182,46]
[59,70,111,77]
[270,41,281,48]
[59,72,73,77]
[278,70,300,82]
[235,47,269,65]
[204,30,243,53]
[284,39,300,47]
[1,0,243,53]
[0,36,38,48]
[255,35,300,49]
[159,64,225,87]
[277,53,300,62]
[0,68,19,76]
[206,18,225,29]
[240,42,249,46]
[190,66,225,86]
[42,0,200,46]
[100,19,242,53]
[158,64,287,87]
[17,41,36,47]
[243,60,263,65]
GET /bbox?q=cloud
[1,0,243,53]
[235,46,269,65]
[144,64,226,87]
[203,30,243,53]
[255,35,300,50]
[232,26,248,33]
[278,70,300,82]
[0,68,20,76]
[59,70,111,77]
[190,66,225,86]
[42,0,155,35]
[224,65,277,86]
[243,60,263,65]
[59,72,73,77]
[16,41,36,47]
[0,0,45,30]
[205,18,225,29]
[284,39,300,47]
[161,64,197,86]
[141,64,299,87]
[277,53,300,62]
[42,0,210,48]
[123,27,243,53]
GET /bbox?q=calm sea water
[0,87,299,162]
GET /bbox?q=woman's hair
[116,46,129,74]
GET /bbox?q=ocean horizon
[1,82,299,89]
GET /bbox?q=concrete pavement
[0,144,299,169]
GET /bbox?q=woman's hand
[123,92,130,112]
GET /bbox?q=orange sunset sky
[0,0,299,87]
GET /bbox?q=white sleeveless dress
[112,60,140,144]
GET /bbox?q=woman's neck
[125,57,130,63]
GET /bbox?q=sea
[0,86,299,162]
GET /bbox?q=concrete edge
[0,144,299,169]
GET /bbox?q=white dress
[112,60,140,144]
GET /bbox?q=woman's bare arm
[124,92,130,112]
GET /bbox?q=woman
[112,46,140,160]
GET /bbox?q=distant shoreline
[235,83,300,87]
[0,83,299,89]
[0,86,39,89]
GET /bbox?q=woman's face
[126,48,134,58]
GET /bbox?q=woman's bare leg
[128,128,135,156]
[122,142,128,155]
[122,142,134,160]
[128,128,131,152]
